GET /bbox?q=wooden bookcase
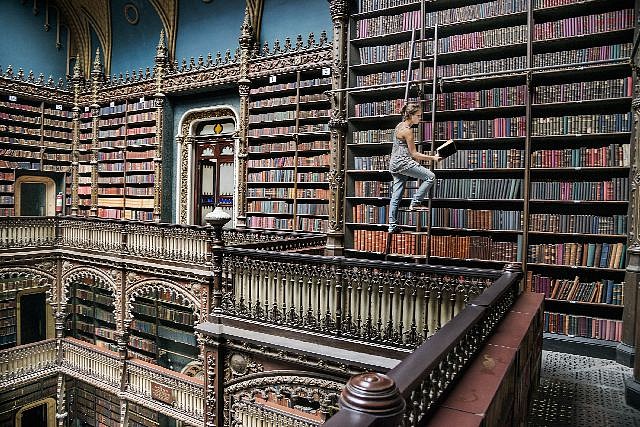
[129,289,198,372]
[68,379,120,427]
[246,68,331,233]
[0,92,73,215]
[68,277,118,353]
[76,97,158,221]
[345,0,634,348]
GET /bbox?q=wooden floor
[528,351,640,427]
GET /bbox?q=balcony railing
[0,339,57,387]
[221,247,498,348]
[0,216,324,266]
[324,265,521,427]
[126,359,204,424]
[60,337,122,392]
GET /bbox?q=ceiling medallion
[124,3,140,25]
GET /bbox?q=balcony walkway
[528,351,640,427]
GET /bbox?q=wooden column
[325,0,349,256]
[153,31,168,222]
[70,61,83,216]
[90,49,104,217]
[236,8,254,229]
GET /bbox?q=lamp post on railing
[205,206,232,318]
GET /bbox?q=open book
[436,139,457,159]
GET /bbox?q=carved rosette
[223,351,264,382]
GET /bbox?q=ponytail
[401,102,421,120]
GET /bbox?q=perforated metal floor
[528,351,640,427]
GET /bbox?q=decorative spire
[72,58,82,82]
[156,29,168,63]
[91,48,103,80]
[239,6,254,48]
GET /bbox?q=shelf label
[84,106,89,112]
[8,95,17,102]
[110,101,115,107]
[269,75,277,83]
[140,97,145,103]
[322,67,331,76]
[55,104,63,110]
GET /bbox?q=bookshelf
[246,69,331,233]
[129,289,198,372]
[79,97,158,221]
[0,93,73,216]
[345,0,634,347]
[69,379,120,427]
[68,277,118,353]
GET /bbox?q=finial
[93,48,102,73]
[156,29,167,62]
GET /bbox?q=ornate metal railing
[126,359,204,424]
[323,265,522,427]
[0,339,57,387]
[221,247,498,348]
[0,216,57,249]
[60,338,121,392]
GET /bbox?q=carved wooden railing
[221,248,498,348]
[324,266,522,427]
[0,339,57,386]
[60,337,121,392]
[0,216,323,265]
[126,359,204,424]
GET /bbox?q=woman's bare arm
[397,125,441,162]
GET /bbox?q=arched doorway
[176,107,238,225]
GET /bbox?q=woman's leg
[402,164,435,204]
[388,173,408,232]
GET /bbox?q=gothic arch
[125,279,201,326]
[61,266,120,324]
[0,266,56,308]
[175,106,239,224]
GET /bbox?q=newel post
[327,372,405,426]
[205,206,232,318]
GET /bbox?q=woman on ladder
[388,102,441,234]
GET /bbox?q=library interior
[0,0,639,426]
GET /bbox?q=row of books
[0,112,42,124]
[430,117,527,139]
[358,40,429,64]
[247,216,292,230]
[544,312,622,342]
[533,77,632,103]
[528,274,623,305]
[529,214,627,235]
[431,235,519,261]
[530,144,629,168]
[527,242,627,269]
[531,113,632,135]
[354,98,415,117]
[355,68,423,87]
[439,149,525,169]
[357,0,418,13]
[433,178,523,199]
[432,208,522,230]
[533,10,634,41]
[437,85,527,110]
[529,178,628,201]
[355,10,423,39]
[297,217,327,232]
[353,154,390,170]
[248,201,292,214]
[438,25,527,53]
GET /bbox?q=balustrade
[61,337,121,390]
[233,400,322,427]
[0,339,56,385]
[222,248,497,348]
[126,359,204,423]
[0,217,56,249]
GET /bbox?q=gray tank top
[389,123,420,173]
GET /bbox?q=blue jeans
[388,164,435,232]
